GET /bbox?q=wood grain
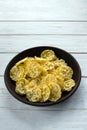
[0,36,87,53]
[0,22,87,34]
[0,0,87,20]
[0,109,87,130]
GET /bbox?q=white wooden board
[0,36,87,53]
[0,22,87,34]
[0,109,87,130]
[0,0,87,20]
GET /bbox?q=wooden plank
[0,53,16,76]
[0,53,87,76]
[0,0,87,20]
[0,109,87,130]
[0,22,87,34]
[0,76,87,110]
[0,36,87,53]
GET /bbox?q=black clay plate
[4,46,81,106]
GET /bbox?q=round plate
[4,46,81,106]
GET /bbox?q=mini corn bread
[15,78,29,95]
[26,87,42,102]
[39,84,50,102]
[40,49,56,61]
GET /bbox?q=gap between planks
[0,20,87,22]
[0,34,87,36]
[0,104,87,111]
[0,107,87,111]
